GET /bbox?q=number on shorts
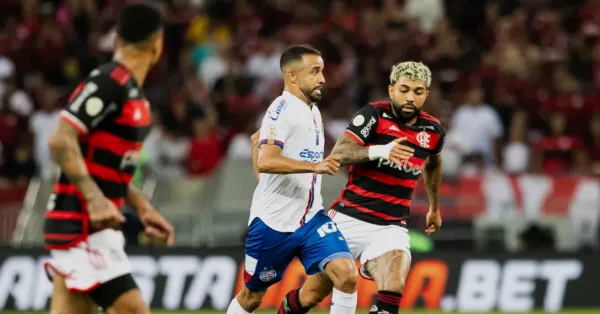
[46,193,56,211]
[317,222,338,238]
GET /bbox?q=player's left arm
[126,184,174,246]
[423,129,446,235]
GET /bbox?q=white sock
[227,295,253,314]
[330,288,357,314]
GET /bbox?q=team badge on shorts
[259,267,277,282]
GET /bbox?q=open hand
[388,137,415,165]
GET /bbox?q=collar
[283,91,314,110]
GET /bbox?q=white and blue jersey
[250,91,326,232]
[244,91,352,292]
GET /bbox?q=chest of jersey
[288,108,324,163]
[375,117,441,156]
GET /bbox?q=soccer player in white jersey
[226,45,358,314]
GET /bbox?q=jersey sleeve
[344,105,379,146]
[60,73,123,134]
[258,100,291,149]
[431,123,447,156]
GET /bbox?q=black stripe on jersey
[98,121,151,143]
[58,175,127,199]
[43,218,84,236]
[350,173,415,200]
[332,203,408,227]
[343,189,411,218]
[53,194,84,212]
[81,143,137,175]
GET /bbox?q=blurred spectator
[502,111,530,174]
[532,112,587,174]
[450,84,504,167]
[519,223,556,251]
[29,83,60,179]
[587,113,600,175]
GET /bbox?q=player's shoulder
[418,111,446,134]
[367,101,391,113]
[85,62,133,89]
[265,95,293,121]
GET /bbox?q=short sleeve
[344,105,379,146]
[258,100,291,149]
[432,124,448,156]
[60,73,123,134]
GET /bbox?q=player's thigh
[299,272,334,307]
[244,217,297,292]
[329,210,374,260]
[50,274,98,314]
[360,225,412,291]
[90,273,144,314]
[105,286,148,314]
[298,212,354,276]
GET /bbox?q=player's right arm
[48,73,125,226]
[332,105,414,166]
[257,107,340,175]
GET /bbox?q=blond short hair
[389,61,432,88]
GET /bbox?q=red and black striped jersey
[43,62,152,250]
[330,101,446,226]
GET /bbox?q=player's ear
[388,84,394,99]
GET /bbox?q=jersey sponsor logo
[299,149,324,162]
[416,131,431,148]
[377,158,422,175]
[360,117,377,138]
[352,114,365,126]
[268,99,287,121]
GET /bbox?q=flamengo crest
[416,131,430,148]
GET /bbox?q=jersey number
[69,82,98,112]
[317,222,338,238]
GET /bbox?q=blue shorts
[243,210,352,292]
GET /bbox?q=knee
[238,287,264,312]
[332,265,358,293]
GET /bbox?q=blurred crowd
[0,0,599,188]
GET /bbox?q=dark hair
[279,45,321,70]
[117,3,162,44]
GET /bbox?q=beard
[304,87,322,102]
[392,100,420,123]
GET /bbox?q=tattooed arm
[332,133,415,166]
[48,121,102,201]
[331,133,371,166]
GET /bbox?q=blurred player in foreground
[43,3,173,314]
[264,61,446,314]
[229,45,359,314]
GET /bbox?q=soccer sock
[330,288,357,314]
[369,290,402,314]
[227,296,253,314]
[278,288,310,314]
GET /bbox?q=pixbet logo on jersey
[377,158,422,175]
[299,149,324,163]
